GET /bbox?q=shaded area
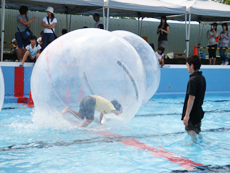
[1,127,229,152]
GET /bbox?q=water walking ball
[31,29,146,128]
[112,30,160,102]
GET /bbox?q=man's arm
[183,95,195,126]
[81,119,93,127]
[99,113,104,125]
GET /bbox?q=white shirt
[43,16,57,33]
[26,44,41,58]
[155,51,164,60]
[94,20,103,28]
[37,37,42,44]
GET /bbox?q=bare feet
[61,106,69,114]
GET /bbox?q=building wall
[1,9,224,55]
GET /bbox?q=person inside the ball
[61,95,123,127]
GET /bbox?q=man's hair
[186,55,201,70]
[62,29,68,35]
[157,47,165,54]
[19,6,28,15]
[111,100,121,111]
[94,13,100,18]
[98,24,104,29]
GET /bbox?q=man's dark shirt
[182,71,206,125]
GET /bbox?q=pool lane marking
[99,132,204,170]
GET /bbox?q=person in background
[16,6,36,61]
[93,13,103,28]
[155,47,165,67]
[97,24,104,29]
[219,23,230,65]
[157,16,170,49]
[41,7,57,50]
[207,23,219,65]
[37,31,43,46]
[62,29,68,35]
[11,33,18,55]
[61,95,123,127]
[182,55,206,142]
[19,35,41,67]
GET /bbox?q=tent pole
[187,13,191,57]
[106,0,110,30]
[185,13,188,58]
[1,0,5,62]
[137,17,140,35]
[69,14,72,32]
[197,21,201,56]
[140,17,143,36]
[66,14,68,31]
[103,5,105,29]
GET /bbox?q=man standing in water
[182,55,206,140]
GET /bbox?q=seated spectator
[155,47,165,67]
[62,29,68,35]
[93,13,103,28]
[37,31,43,46]
[19,35,41,66]
[11,33,18,54]
[97,24,104,29]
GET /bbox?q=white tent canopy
[167,0,230,57]
[105,0,186,18]
[2,0,104,14]
[1,0,104,61]
[168,0,230,22]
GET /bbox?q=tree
[212,0,230,5]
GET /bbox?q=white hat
[45,7,54,14]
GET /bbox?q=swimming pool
[0,93,230,172]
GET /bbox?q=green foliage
[212,0,230,5]
[119,17,136,20]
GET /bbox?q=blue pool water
[0,93,230,172]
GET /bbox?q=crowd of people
[13,6,104,66]
[207,22,230,65]
[10,5,230,66]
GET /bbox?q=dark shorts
[185,121,201,134]
[27,56,36,63]
[208,44,217,59]
[79,96,96,120]
[15,32,30,48]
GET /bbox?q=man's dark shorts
[27,56,36,63]
[185,121,201,134]
[79,96,96,120]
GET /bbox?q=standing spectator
[19,35,41,66]
[207,23,219,65]
[93,13,103,28]
[62,29,68,35]
[219,23,230,65]
[157,16,170,49]
[41,7,57,50]
[16,6,36,61]
[37,31,43,46]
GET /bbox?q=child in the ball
[61,95,123,127]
